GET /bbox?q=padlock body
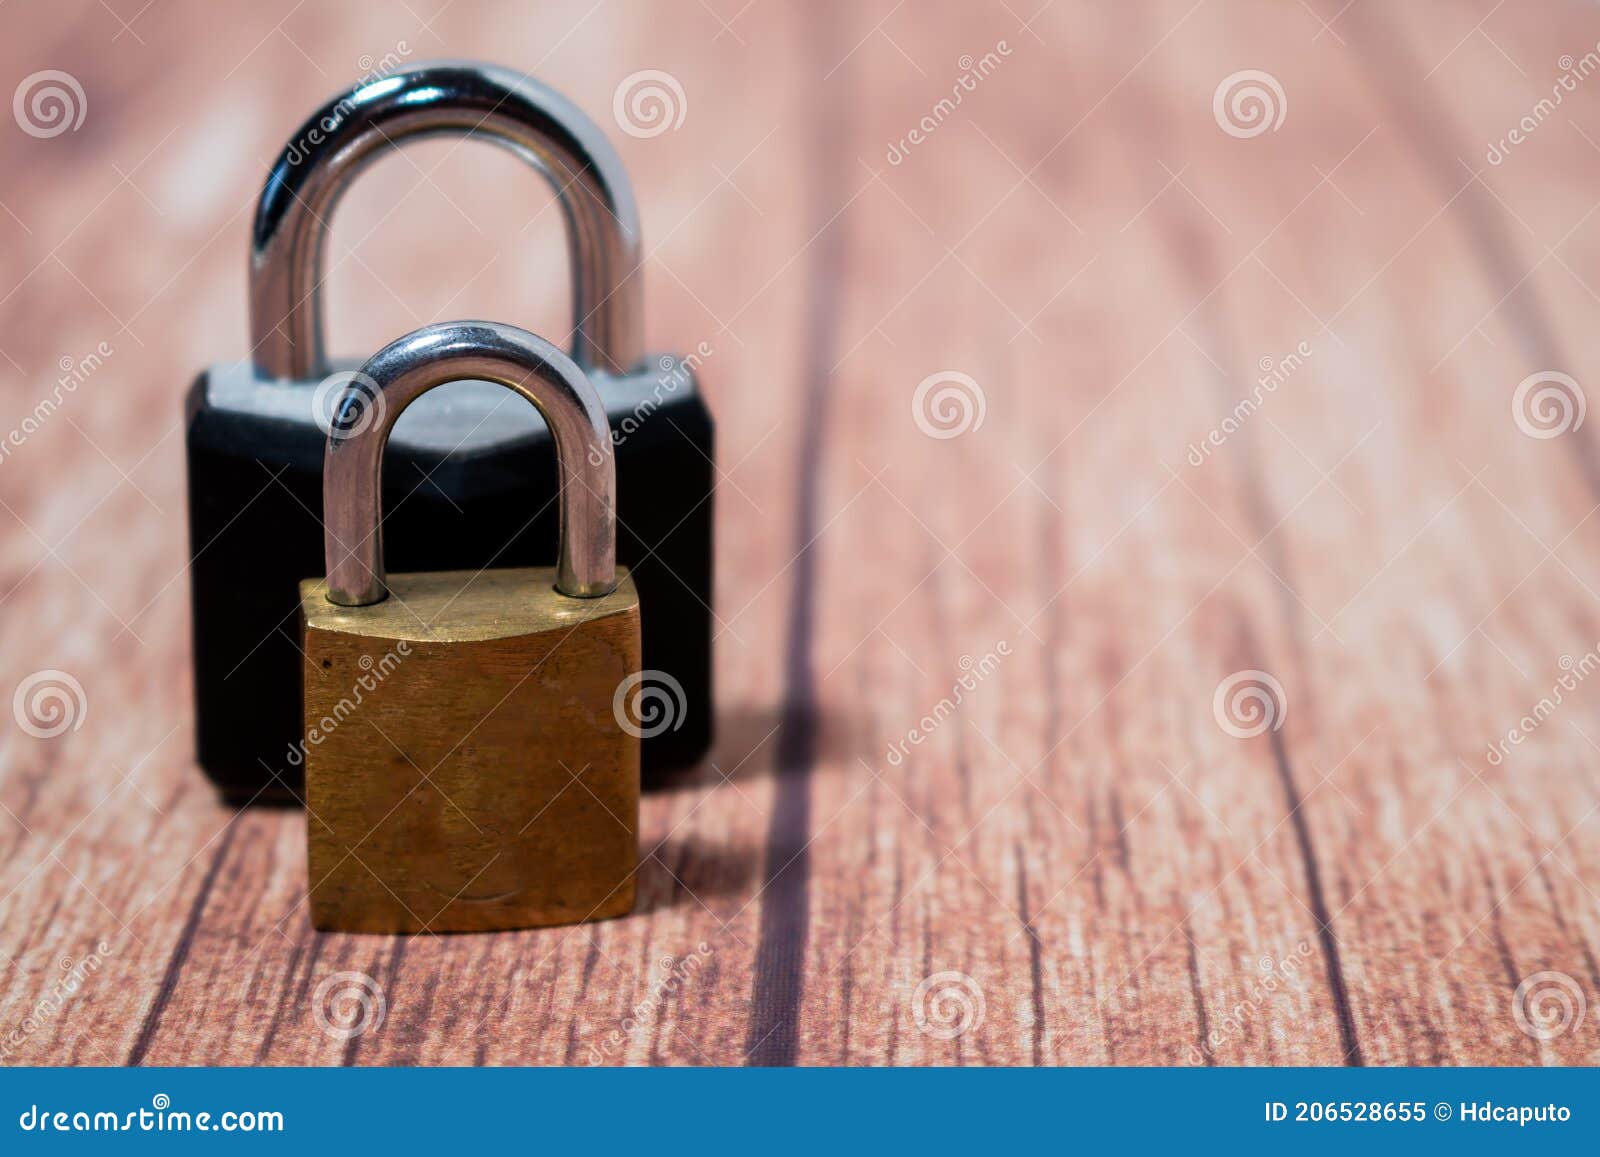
[186,356,711,805]
[300,565,640,934]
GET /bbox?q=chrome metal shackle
[251,61,643,380]
[322,321,618,605]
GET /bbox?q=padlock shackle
[250,62,642,380]
[322,321,618,606]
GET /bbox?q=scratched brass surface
[299,566,640,934]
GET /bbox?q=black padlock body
[185,359,712,805]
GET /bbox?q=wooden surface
[2,0,1600,1065]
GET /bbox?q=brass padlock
[299,321,639,934]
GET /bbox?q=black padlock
[185,62,713,804]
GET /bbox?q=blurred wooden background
[2,0,1600,1065]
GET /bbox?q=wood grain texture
[1,0,1599,1066]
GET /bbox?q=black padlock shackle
[322,321,618,607]
[250,62,642,381]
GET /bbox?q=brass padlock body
[300,565,640,934]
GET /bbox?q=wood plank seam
[745,7,855,1068]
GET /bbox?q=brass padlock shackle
[322,321,618,606]
[250,61,642,380]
